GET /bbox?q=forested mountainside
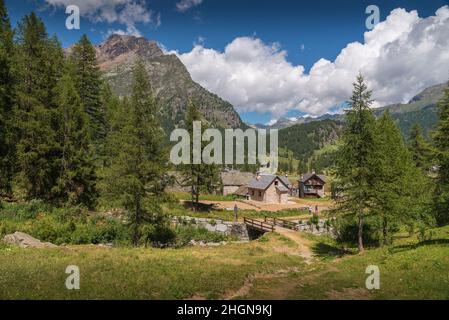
[278,120,343,163]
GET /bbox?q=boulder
[3,232,58,249]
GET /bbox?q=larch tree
[181,101,219,209]
[408,123,433,172]
[433,81,449,225]
[102,60,169,246]
[373,112,430,245]
[334,74,379,252]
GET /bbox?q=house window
[274,181,278,186]
[252,190,254,196]
[259,191,262,197]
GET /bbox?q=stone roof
[234,185,249,196]
[299,173,327,184]
[221,171,254,186]
[248,174,291,190]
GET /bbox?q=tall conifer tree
[0,0,15,196]
[70,34,106,147]
[14,13,64,200]
[408,124,433,171]
[373,112,430,244]
[181,101,219,208]
[334,74,378,252]
[102,60,168,245]
[54,64,97,208]
[433,81,449,225]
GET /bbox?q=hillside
[278,120,343,163]
[94,34,245,131]
[268,82,446,137]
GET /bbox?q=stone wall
[295,219,335,236]
[172,216,249,241]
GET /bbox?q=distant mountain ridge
[261,82,446,137]
[91,34,245,131]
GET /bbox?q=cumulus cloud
[45,0,159,36]
[177,6,449,117]
[176,0,203,13]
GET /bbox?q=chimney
[312,169,316,174]
[256,171,261,181]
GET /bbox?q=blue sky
[5,0,449,124]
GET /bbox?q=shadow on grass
[311,242,354,258]
[390,238,449,253]
[183,201,216,212]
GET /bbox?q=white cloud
[45,0,160,36]
[176,0,203,13]
[177,6,449,117]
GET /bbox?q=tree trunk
[358,214,364,252]
[132,193,141,246]
[382,217,388,246]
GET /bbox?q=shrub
[175,225,228,246]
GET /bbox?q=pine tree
[181,101,219,209]
[102,60,169,246]
[334,74,378,252]
[14,13,64,200]
[0,0,14,196]
[70,34,106,147]
[408,124,433,171]
[53,64,97,208]
[433,81,449,225]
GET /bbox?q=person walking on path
[234,204,239,223]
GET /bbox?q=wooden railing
[243,217,275,232]
[264,217,297,230]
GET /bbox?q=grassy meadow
[1,224,449,300]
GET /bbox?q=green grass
[0,233,304,300]
[171,192,236,201]
[244,225,449,300]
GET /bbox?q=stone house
[247,174,291,204]
[299,172,327,198]
[220,170,254,196]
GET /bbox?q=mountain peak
[96,34,164,70]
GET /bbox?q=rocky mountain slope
[95,34,244,131]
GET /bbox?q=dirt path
[221,228,316,300]
[195,198,334,213]
[274,227,315,264]
[223,267,302,300]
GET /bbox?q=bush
[175,225,228,246]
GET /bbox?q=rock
[3,232,58,249]
[97,243,114,249]
[205,224,217,232]
[206,242,220,247]
[216,224,228,232]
